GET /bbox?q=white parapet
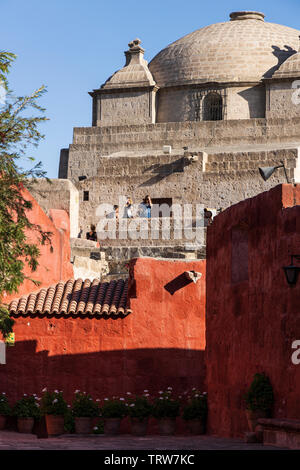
[294,148,300,183]
[0,341,6,365]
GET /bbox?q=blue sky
[1,0,300,177]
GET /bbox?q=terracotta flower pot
[75,417,93,434]
[158,417,176,435]
[17,417,34,434]
[186,419,205,435]
[0,415,7,430]
[246,409,267,432]
[130,417,148,436]
[104,418,121,435]
[45,414,65,436]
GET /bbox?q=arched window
[203,92,223,121]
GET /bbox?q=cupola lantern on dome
[229,11,265,21]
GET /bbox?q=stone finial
[125,38,145,66]
[128,38,143,51]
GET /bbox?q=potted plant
[13,394,41,433]
[244,373,274,431]
[182,390,207,435]
[152,388,180,435]
[40,389,68,436]
[0,393,11,430]
[127,392,152,436]
[72,391,99,434]
[101,397,127,435]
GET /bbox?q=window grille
[203,92,223,121]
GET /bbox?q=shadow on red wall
[1,340,205,400]
[1,339,206,435]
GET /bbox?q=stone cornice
[89,85,159,96]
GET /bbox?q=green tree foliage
[0,51,51,338]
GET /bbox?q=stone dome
[273,50,300,79]
[149,11,300,87]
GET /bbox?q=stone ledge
[258,418,300,432]
[258,418,300,449]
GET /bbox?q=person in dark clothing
[86,224,97,241]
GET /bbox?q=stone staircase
[70,238,205,280]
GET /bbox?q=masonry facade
[57,11,300,243]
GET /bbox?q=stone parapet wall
[70,237,205,280]
[204,147,297,178]
[266,81,300,119]
[70,117,300,151]
[30,179,79,238]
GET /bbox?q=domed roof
[149,11,300,87]
[272,50,300,79]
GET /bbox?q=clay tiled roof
[9,278,131,317]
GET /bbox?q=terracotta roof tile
[9,278,131,318]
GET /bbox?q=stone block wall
[266,81,300,119]
[30,179,79,238]
[68,117,300,160]
[95,89,156,126]
[67,146,299,236]
[156,84,266,122]
[226,85,265,119]
[156,87,200,122]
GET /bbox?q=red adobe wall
[206,184,300,438]
[1,258,206,432]
[2,188,73,305]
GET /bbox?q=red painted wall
[1,259,206,422]
[206,184,300,438]
[2,188,73,305]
